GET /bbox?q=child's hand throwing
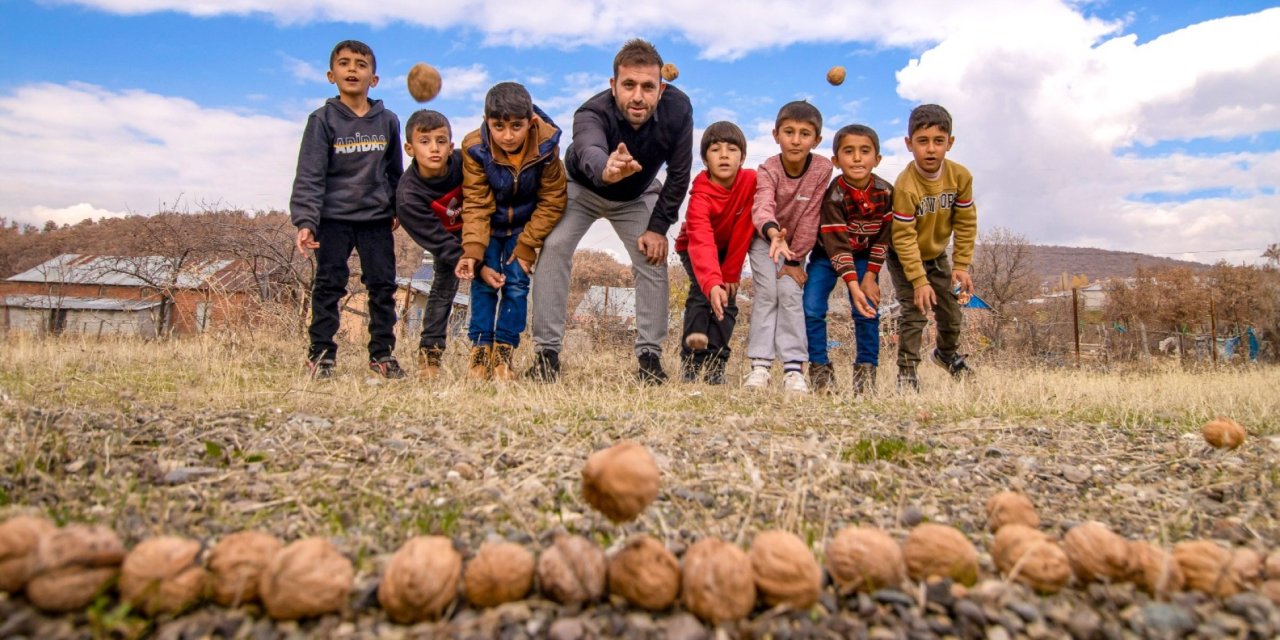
[848,280,876,318]
[860,272,881,307]
[508,254,534,275]
[455,257,477,280]
[295,228,320,254]
[479,265,505,288]
[779,262,807,286]
[708,284,728,321]
[767,227,793,263]
[913,284,937,314]
[952,269,973,296]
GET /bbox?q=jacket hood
[325,97,385,120]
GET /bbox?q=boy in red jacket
[673,122,757,384]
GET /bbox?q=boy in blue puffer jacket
[456,82,567,381]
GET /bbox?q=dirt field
[1,332,1278,638]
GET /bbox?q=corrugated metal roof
[4,295,161,311]
[395,276,469,306]
[6,254,253,290]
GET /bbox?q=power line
[1145,247,1266,256]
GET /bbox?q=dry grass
[1,331,1277,598]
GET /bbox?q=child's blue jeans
[468,234,531,347]
[804,249,880,366]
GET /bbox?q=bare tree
[971,227,1039,308]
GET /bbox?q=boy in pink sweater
[745,101,833,393]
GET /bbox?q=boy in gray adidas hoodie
[290,40,404,380]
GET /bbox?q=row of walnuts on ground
[0,421,1268,625]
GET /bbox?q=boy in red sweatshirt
[673,122,757,384]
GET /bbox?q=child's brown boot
[491,343,516,381]
[852,363,877,394]
[808,362,835,394]
[467,345,492,380]
[417,347,444,380]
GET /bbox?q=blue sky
[2,0,1278,266]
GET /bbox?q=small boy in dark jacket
[455,82,567,380]
[395,110,464,380]
[290,40,404,380]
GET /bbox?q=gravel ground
[2,368,1279,638]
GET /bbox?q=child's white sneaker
[782,370,810,394]
[743,366,771,389]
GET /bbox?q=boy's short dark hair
[775,100,822,133]
[833,124,880,155]
[406,110,452,139]
[484,82,534,122]
[908,104,953,135]
[329,40,376,73]
[612,39,664,77]
[700,121,747,160]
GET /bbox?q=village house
[0,253,255,337]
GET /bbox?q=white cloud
[54,0,1111,60]
[6,203,130,228]
[438,64,490,100]
[0,82,300,225]
[280,52,326,84]
[892,6,1280,263]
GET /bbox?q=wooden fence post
[1209,292,1218,367]
[1072,287,1081,367]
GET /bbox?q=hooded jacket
[396,150,465,266]
[460,105,568,264]
[674,169,758,295]
[289,97,403,233]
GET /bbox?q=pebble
[1129,603,1196,638]
[1067,607,1102,639]
[955,599,988,625]
[664,613,707,640]
[873,589,916,608]
[547,617,585,640]
[1063,465,1092,484]
[1224,592,1273,626]
[900,505,924,527]
[1008,601,1041,623]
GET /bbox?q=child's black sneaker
[525,350,560,382]
[637,352,668,385]
[307,357,336,380]
[931,349,975,379]
[896,366,919,392]
[369,356,406,379]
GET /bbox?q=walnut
[1128,541,1184,597]
[826,66,846,86]
[536,534,606,605]
[206,531,282,607]
[1265,551,1280,580]
[1263,580,1280,606]
[1229,547,1264,587]
[607,535,680,611]
[1202,417,1246,449]
[464,540,534,608]
[661,63,680,83]
[259,538,354,620]
[682,538,755,624]
[1173,540,1245,598]
[378,536,461,624]
[902,523,979,586]
[1061,522,1133,584]
[25,525,125,612]
[990,525,1071,594]
[407,63,442,103]
[825,526,905,593]
[749,530,820,609]
[985,492,1040,533]
[581,441,660,523]
[119,536,207,616]
[0,515,57,593]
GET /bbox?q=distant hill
[1025,244,1210,283]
